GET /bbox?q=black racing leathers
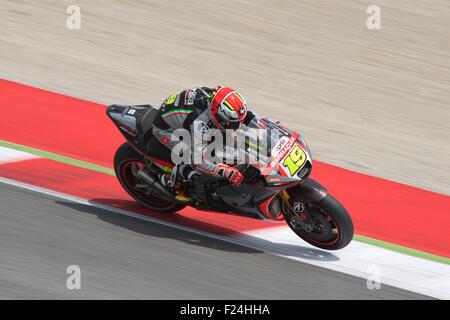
[152,87,256,176]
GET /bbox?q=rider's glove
[215,164,245,186]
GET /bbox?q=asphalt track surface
[0,182,430,299]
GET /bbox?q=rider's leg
[151,125,197,200]
[160,164,196,202]
[160,164,197,188]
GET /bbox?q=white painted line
[0,146,39,164]
[240,226,450,300]
[0,176,447,299]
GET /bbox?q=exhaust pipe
[136,169,176,201]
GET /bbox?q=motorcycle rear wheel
[114,143,186,213]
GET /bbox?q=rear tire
[282,194,354,250]
[114,142,186,213]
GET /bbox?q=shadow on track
[55,199,339,262]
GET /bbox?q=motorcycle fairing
[107,104,174,170]
[239,118,312,179]
[215,183,283,220]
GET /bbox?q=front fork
[280,190,303,226]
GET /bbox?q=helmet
[209,86,248,130]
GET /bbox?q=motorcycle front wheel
[282,194,354,250]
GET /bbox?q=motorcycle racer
[108,89,354,250]
[151,86,257,188]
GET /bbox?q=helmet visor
[216,113,242,130]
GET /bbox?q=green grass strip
[0,140,115,176]
[1,139,449,265]
[353,235,450,265]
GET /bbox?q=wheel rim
[121,160,174,209]
[285,202,341,246]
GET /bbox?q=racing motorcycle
[107,104,354,250]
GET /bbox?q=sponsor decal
[282,145,307,176]
[165,92,179,105]
[274,136,296,163]
[185,89,197,105]
[293,202,305,213]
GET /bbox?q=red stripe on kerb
[0,79,125,167]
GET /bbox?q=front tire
[114,143,186,213]
[282,194,354,250]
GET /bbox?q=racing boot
[160,165,194,202]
